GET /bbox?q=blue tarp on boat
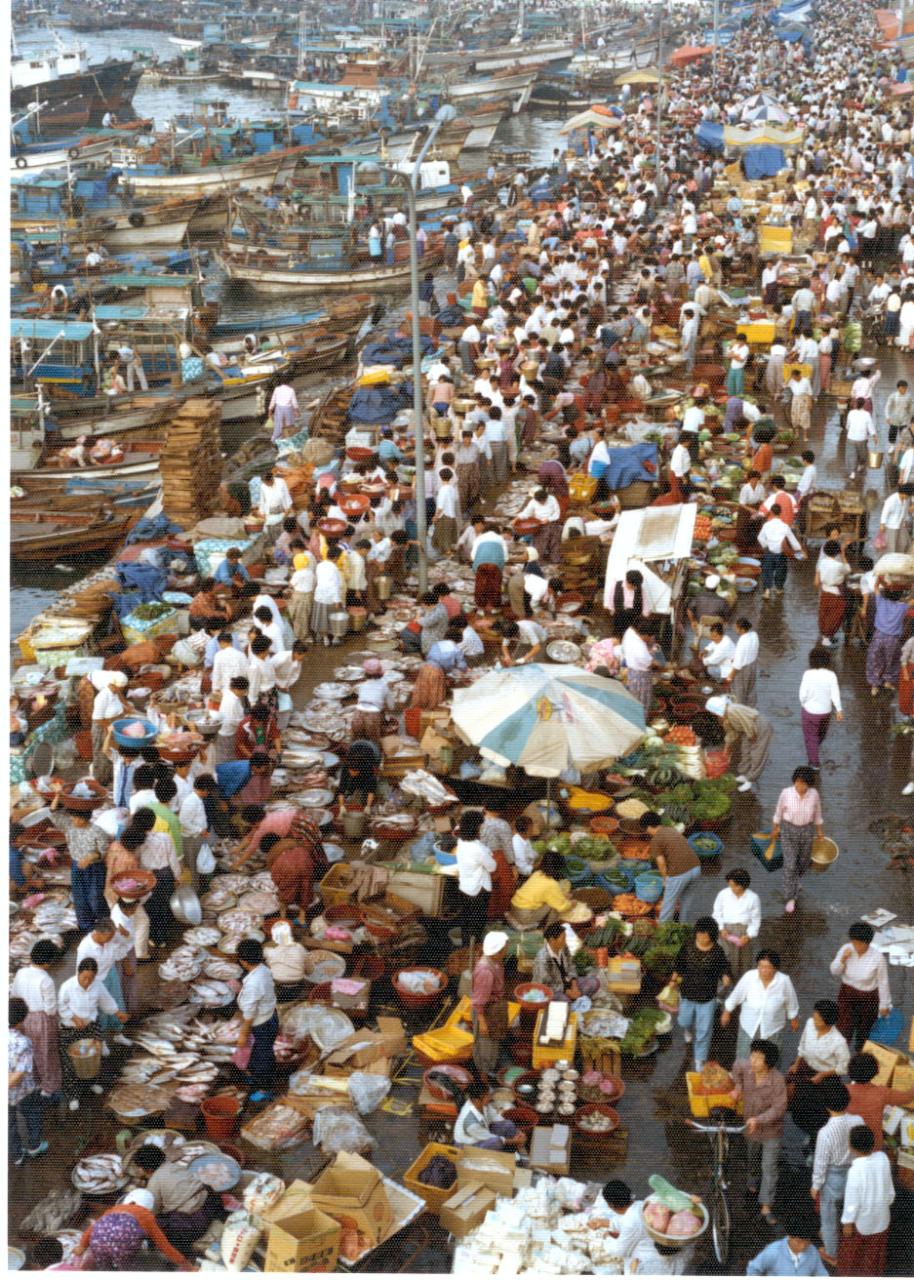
[743,145,786,178]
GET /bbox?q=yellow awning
[615,67,661,85]
[723,124,804,148]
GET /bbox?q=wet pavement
[10,345,914,1273]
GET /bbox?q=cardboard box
[529,1124,572,1175]
[264,1207,341,1272]
[388,869,446,916]
[862,1041,907,1087]
[438,1182,498,1238]
[892,1063,914,1093]
[604,955,643,995]
[455,1148,517,1197]
[324,1017,405,1072]
[309,1152,394,1247]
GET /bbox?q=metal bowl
[546,639,582,663]
[169,885,202,926]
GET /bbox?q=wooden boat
[218,238,442,295]
[10,506,140,564]
[212,329,350,372]
[119,148,302,199]
[12,439,165,489]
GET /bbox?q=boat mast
[516,0,524,41]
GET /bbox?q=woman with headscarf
[264,919,308,998]
[704,695,773,795]
[89,670,131,785]
[72,1188,194,1271]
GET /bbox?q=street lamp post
[388,103,457,598]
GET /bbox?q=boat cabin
[11,317,98,395]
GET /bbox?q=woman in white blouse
[711,868,761,980]
[454,810,497,947]
[798,646,844,770]
[721,949,800,1059]
[786,998,850,1139]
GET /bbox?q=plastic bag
[232,1036,253,1071]
[657,981,681,1013]
[221,1212,261,1271]
[311,1105,375,1155]
[347,1071,391,1116]
[197,842,216,875]
[242,1172,285,1217]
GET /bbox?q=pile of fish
[71,1153,127,1195]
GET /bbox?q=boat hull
[220,253,424,295]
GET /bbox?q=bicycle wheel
[710,1180,731,1266]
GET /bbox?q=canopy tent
[614,68,661,85]
[723,123,804,148]
[603,503,697,618]
[739,92,790,124]
[558,105,623,135]
[450,665,645,778]
[669,44,713,67]
[695,121,725,152]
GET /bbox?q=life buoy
[128,212,145,228]
[68,146,80,160]
[15,155,27,169]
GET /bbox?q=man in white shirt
[724,617,760,706]
[758,507,804,598]
[669,439,692,499]
[839,1125,894,1271]
[236,939,278,1100]
[211,632,249,698]
[258,470,293,533]
[812,1083,864,1264]
[702,622,736,679]
[845,400,877,479]
[599,1180,648,1260]
[878,482,912,554]
[268,380,299,442]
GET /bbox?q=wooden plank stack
[161,399,223,528]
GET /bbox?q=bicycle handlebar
[686,1118,747,1134]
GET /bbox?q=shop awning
[603,504,697,615]
[669,44,713,67]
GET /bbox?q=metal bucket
[375,575,393,602]
[348,607,367,633]
[343,809,368,840]
[67,1037,102,1081]
[328,610,350,639]
[867,450,884,469]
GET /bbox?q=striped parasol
[451,663,645,779]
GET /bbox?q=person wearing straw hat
[471,930,510,1083]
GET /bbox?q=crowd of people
[10,0,914,1273]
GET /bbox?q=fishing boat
[11,133,119,172]
[11,41,144,130]
[443,68,538,113]
[218,234,442,296]
[472,39,575,72]
[11,438,166,488]
[10,506,140,564]
[211,329,350,373]
[201,292,377,340]
[114,147,302,200]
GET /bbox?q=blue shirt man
[427,639,467,673]
[378,435,402,464]
[214,555,249,588]
[747,1237,828,1276]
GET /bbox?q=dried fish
[204,957,242,981]
[20,1188,83,1236]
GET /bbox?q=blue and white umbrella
[739,92,790,125]
[451,663,646,779]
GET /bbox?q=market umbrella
[450,664,645,779]
[614,67,661,85]
[738,92,790,125]
[668,44,714,67]
[558,106,623,135]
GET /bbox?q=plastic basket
[750,831,783,872]
[402,1142,460,1212]
[685,1072,742,1119]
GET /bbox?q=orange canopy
[875,8,900,39]
[669,44,714,67]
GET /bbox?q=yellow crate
[403,1143,461,1213]
[532,1010,578,1070]
[686,1071,743,1118]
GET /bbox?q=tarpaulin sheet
[594,442,658,490]
[743,145,786,178]
[695,121,725,151]
[347,382,412,424]
[125,514,183,544]
[362,332,435,368]
[114,561,168,603]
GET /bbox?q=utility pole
[712,0,719,90]
[655,2,664,205]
